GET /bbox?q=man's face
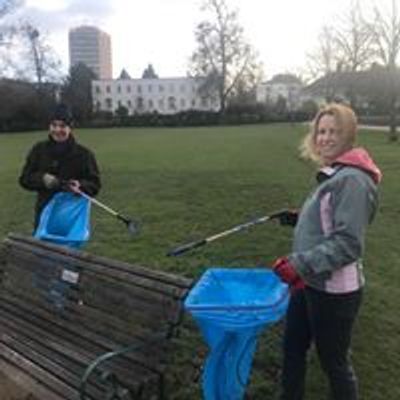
[49,120,71,142]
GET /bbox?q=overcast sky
[7,0,394,80]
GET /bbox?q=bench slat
[0,342,81,400]
[3,258,181,332]
[0,292,170,372]
[0,332,104,400]
[0,301,161,396]
[5,244,187,300]
[0,234,193,400]
[6,233,193,288]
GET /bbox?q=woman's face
[315,114,348,165]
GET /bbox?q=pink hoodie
[334,147,382,184]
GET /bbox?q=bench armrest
[79,332,168,400]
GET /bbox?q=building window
[148,99,154,109]
[95,86,101,94]
[118,100,122,108]
[127,100,132,108]
[117,85,121,93]
[180,98,186,108]
[158,85,164,93]
[148,85,152,93]
[137,85,142,94]
[191,99,196,108]
[168,96,176,111]
[201,97,208,107]
[106,85,111,94]
[158,99,164,110]
[136,97,144,112]
[95,101,101,111]
[105,98,112,109]
[127,85,131,93]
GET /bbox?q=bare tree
[62,62,97,124]
[6,23,62,86]
[307,27,338,79]
[190,0,261,115]
[306,26,341,101]
[332,0,375,107]
[0,0,22,19]
[25,24,44,86]
[0,0,22,73]
[368,0,400,141]
[334,1,374,72]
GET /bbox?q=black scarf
[48,134,75,157]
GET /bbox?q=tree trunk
[388,106,398,141]
[387,68,398,142]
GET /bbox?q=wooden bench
[0,233,193,400]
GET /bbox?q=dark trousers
[279,286,363,400]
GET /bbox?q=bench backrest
[0,234,193,350]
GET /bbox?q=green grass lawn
[0,124,398,399]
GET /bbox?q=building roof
[142,64,159,79]
[266,74,302,85]
[303,71,368,95]
[118,69,132,80]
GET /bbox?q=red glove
[273,257,305,291]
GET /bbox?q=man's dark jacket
[19,135,101,227]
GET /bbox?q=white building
[92,71,220,115]
[69,26,112,79]
[256,74,304,110]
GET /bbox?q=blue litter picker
[185,268,289,400]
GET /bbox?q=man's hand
[278,209,299,227]
[42,173,60,189]
[273,257,305,292]
[66,179,81,194]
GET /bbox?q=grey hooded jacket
[288,148,381,293]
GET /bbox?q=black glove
[278,209,299,227]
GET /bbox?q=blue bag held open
[185,268,289,400]
[34,192,91,248]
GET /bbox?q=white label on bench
[62,269,80,284]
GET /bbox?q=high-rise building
[69,26,112,79]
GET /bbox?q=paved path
[359,125,390,132]
[302,123,391,132]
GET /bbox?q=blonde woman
[272,103,382,400]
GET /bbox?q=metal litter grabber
[76,189,140,236]
[167,210,288,256]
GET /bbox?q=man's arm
[78,150,101,197]
[19,144,47,191]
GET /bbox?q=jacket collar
[316,166,342,183]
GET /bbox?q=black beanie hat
[50,103,74,126]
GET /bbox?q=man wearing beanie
[19,103,101,229]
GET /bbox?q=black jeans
[279,286,363,400]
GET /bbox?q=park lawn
[0,123,398,399]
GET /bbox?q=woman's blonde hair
[300,103,358,164]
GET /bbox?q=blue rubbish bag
[34,192,91,249]
[185,268,289,400]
